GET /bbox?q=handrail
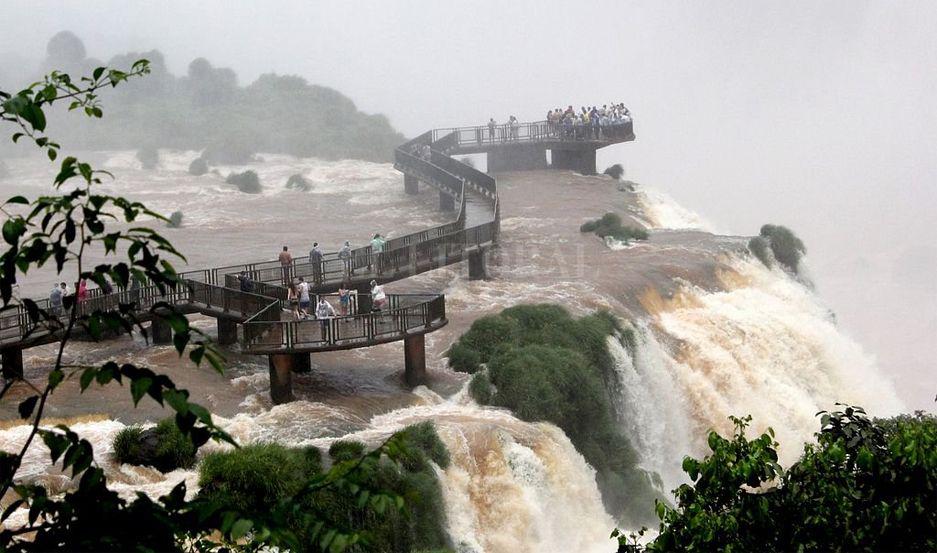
[242,293,446,352]
[3,115,519,351]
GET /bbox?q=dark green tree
[618,406,937,552]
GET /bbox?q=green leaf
[130,376,152,405]
[4,196,29,205]
[48,369,64,389]
[230,518,253,540]
[17,396,39,419]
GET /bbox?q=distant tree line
[1,31,405,163]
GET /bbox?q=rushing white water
[614,256,904,483]
[0,152,909,550]
[632,184,715,232]
[0,387,617,553]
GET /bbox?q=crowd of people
[274,240,390,332]
[481,103,633,143]
[545,103,633,140]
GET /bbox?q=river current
[0,151,903,551]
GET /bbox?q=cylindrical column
[2,348,24,380]
[404,174,419,195]
[217,318,238,345]
[468,248,488,280]
[439,191,455,212]
[150,318,173,345]
[356,285,373,314]
[404,334,427,387]
[268,353,296,404]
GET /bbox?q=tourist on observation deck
[308,242,322,284]
[338,282,351,316]
[278,246,292,285]
[370,280,387,314]
[76,279,88,304]
[370,233,386,272]
[297,277,311,319]
[315,296,337,341]
[49,283,64,316]
[339,241,353,277]
[487,118,497,141]
[286,280,301,320]
[508,116,519,140]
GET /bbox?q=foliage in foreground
[581,212,649,243]
[0,61,430,553]
[449,304,660,526]
[616,407,937,552]
[199,422,453,552]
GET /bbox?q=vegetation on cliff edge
[448,304,661,526]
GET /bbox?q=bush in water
[225,170,262,194]
[112,418,198,472]
[199,424,452,552]
[604,163,624,180]
[328,440,366,462]
[450,304,661,526]
[624,408,937,552]
[285,173,312,191]
[167,210,183,228]
[198,443,323,514]
[748,235,772,268]
[759,224,806,274]
[581,212,649,243]
[188,156,209,176]
[446,342,482,374]
[135,146,159,170]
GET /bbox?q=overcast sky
[2,1,935,409]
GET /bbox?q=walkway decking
[0,116,633,400]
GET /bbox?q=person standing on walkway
[338,241,353,277]
[369,233,385,272]
[286,280,301,320]
[76,279,88,305]
[338,282,352,316]
[308,242,323,285]
[278,246,293,286]
[297,277,311,319]
[369,280,387,314]
[488,118,497,142]
[49,283,64,317]
[315,296,337,341]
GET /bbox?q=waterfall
[610,255,904,484]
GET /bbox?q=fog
[1,1,934,410]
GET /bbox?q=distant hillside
[3,31,405,163]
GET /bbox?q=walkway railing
[243,293,446,352]
[430,119,634,149]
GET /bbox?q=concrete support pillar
[150,318,173,345]
[578,149,597,175]
[488,145,548,172]
[356,284,373,314]
[2,348,23,380]
[403,334,427,386]
[404,174,419,195]
[468,248,488,280]
[268,353,298,404]
[439,191,455,212]
[550,149,597,175]
[217,318,238,346]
